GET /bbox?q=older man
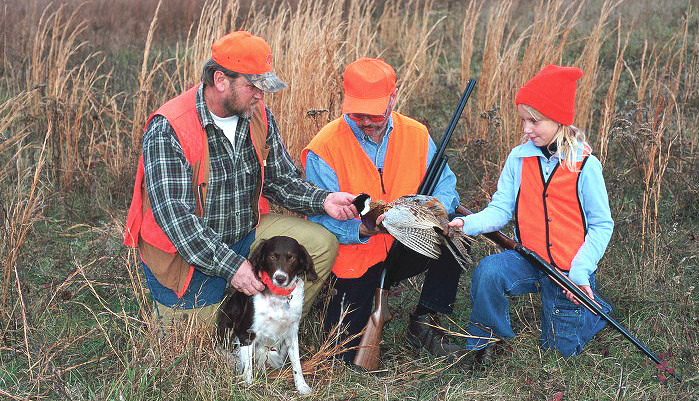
[301,58,467,366]
[124,31,356,328]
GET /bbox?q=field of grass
[1,0,697,399]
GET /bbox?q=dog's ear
[248,239,268,274]
[297,242,318,281]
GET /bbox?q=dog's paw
[296,383,312,396]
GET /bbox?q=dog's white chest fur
[250,280,304,347]
[237,280,311,395]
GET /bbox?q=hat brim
[342,93,391,115]
[244,72,287,93]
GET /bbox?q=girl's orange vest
[123,85,269,297]
[301,113,428,278]
[515,154,590,271]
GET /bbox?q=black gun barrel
[418,78,476,195]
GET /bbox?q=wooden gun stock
[352,288,393,371]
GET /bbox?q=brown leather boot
[474,340,507,367]
[406,313,469,362]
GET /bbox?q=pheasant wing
[382,202,443,259]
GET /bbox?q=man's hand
[323,192,358,221]
[563,285,593,305]
[231,260,265,296]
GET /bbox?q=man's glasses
[347,97,394,123]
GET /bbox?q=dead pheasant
[352,194,471,270]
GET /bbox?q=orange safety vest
[515,153,590,271]
[123,85,270,297]
[301,113,428,278]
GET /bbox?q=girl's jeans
[466,250,612,357]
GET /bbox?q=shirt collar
[512,140,587,161]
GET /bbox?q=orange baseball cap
[342,58,396,115]
[211,31,286,92]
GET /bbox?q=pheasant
[352,194,472,270]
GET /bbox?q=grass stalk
[574,0,621,133]
[459,1,482,89]
[598,18,630,166]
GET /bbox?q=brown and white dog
[217,236,317,395]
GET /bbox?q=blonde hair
[520,105,590,171]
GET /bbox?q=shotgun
[455,205,681,383]
[353,79,477,371]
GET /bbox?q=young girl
[449,65,614,359]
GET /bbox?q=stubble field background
[0,0,697,399]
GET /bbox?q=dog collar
[259,271,297,296]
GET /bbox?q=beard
[221,90,257,118]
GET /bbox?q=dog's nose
[272,271,289,286]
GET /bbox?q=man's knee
[304,224,339,256]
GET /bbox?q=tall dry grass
[21,3,117,190]
[598,18,630,165]
[634,13,690,282]
[573,0,621,132]
[254,0,354,159]
[459,0,483,90]
[130,0,446,160]
[467,0,582,178]
[0,132,48,382]
[0,0,697,398]
[379,0,445,112]
[0,93,39,329]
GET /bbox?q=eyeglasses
[347,97,394,123]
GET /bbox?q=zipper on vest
[377,168,386,194]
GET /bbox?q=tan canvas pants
[153,299,220,328]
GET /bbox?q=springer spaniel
[217,236,317,395]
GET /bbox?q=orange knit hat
[342,58,396,115]
[211,31,286,92]
[515,64,583,125]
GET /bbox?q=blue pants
[142,230,256,309]
[466,250,611,357]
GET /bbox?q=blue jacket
[458,140,613,286]
[305,115,460,245]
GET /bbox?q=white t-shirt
[210,112,240,150]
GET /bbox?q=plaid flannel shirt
[143,84,329,283]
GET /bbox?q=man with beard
[124,31,357,329]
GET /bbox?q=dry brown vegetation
[0,0,697,399]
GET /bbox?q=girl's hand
[563,285,594,305]
[448,217,464,229]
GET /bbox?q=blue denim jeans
[142,229,256,309]
[465,250,611,357]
